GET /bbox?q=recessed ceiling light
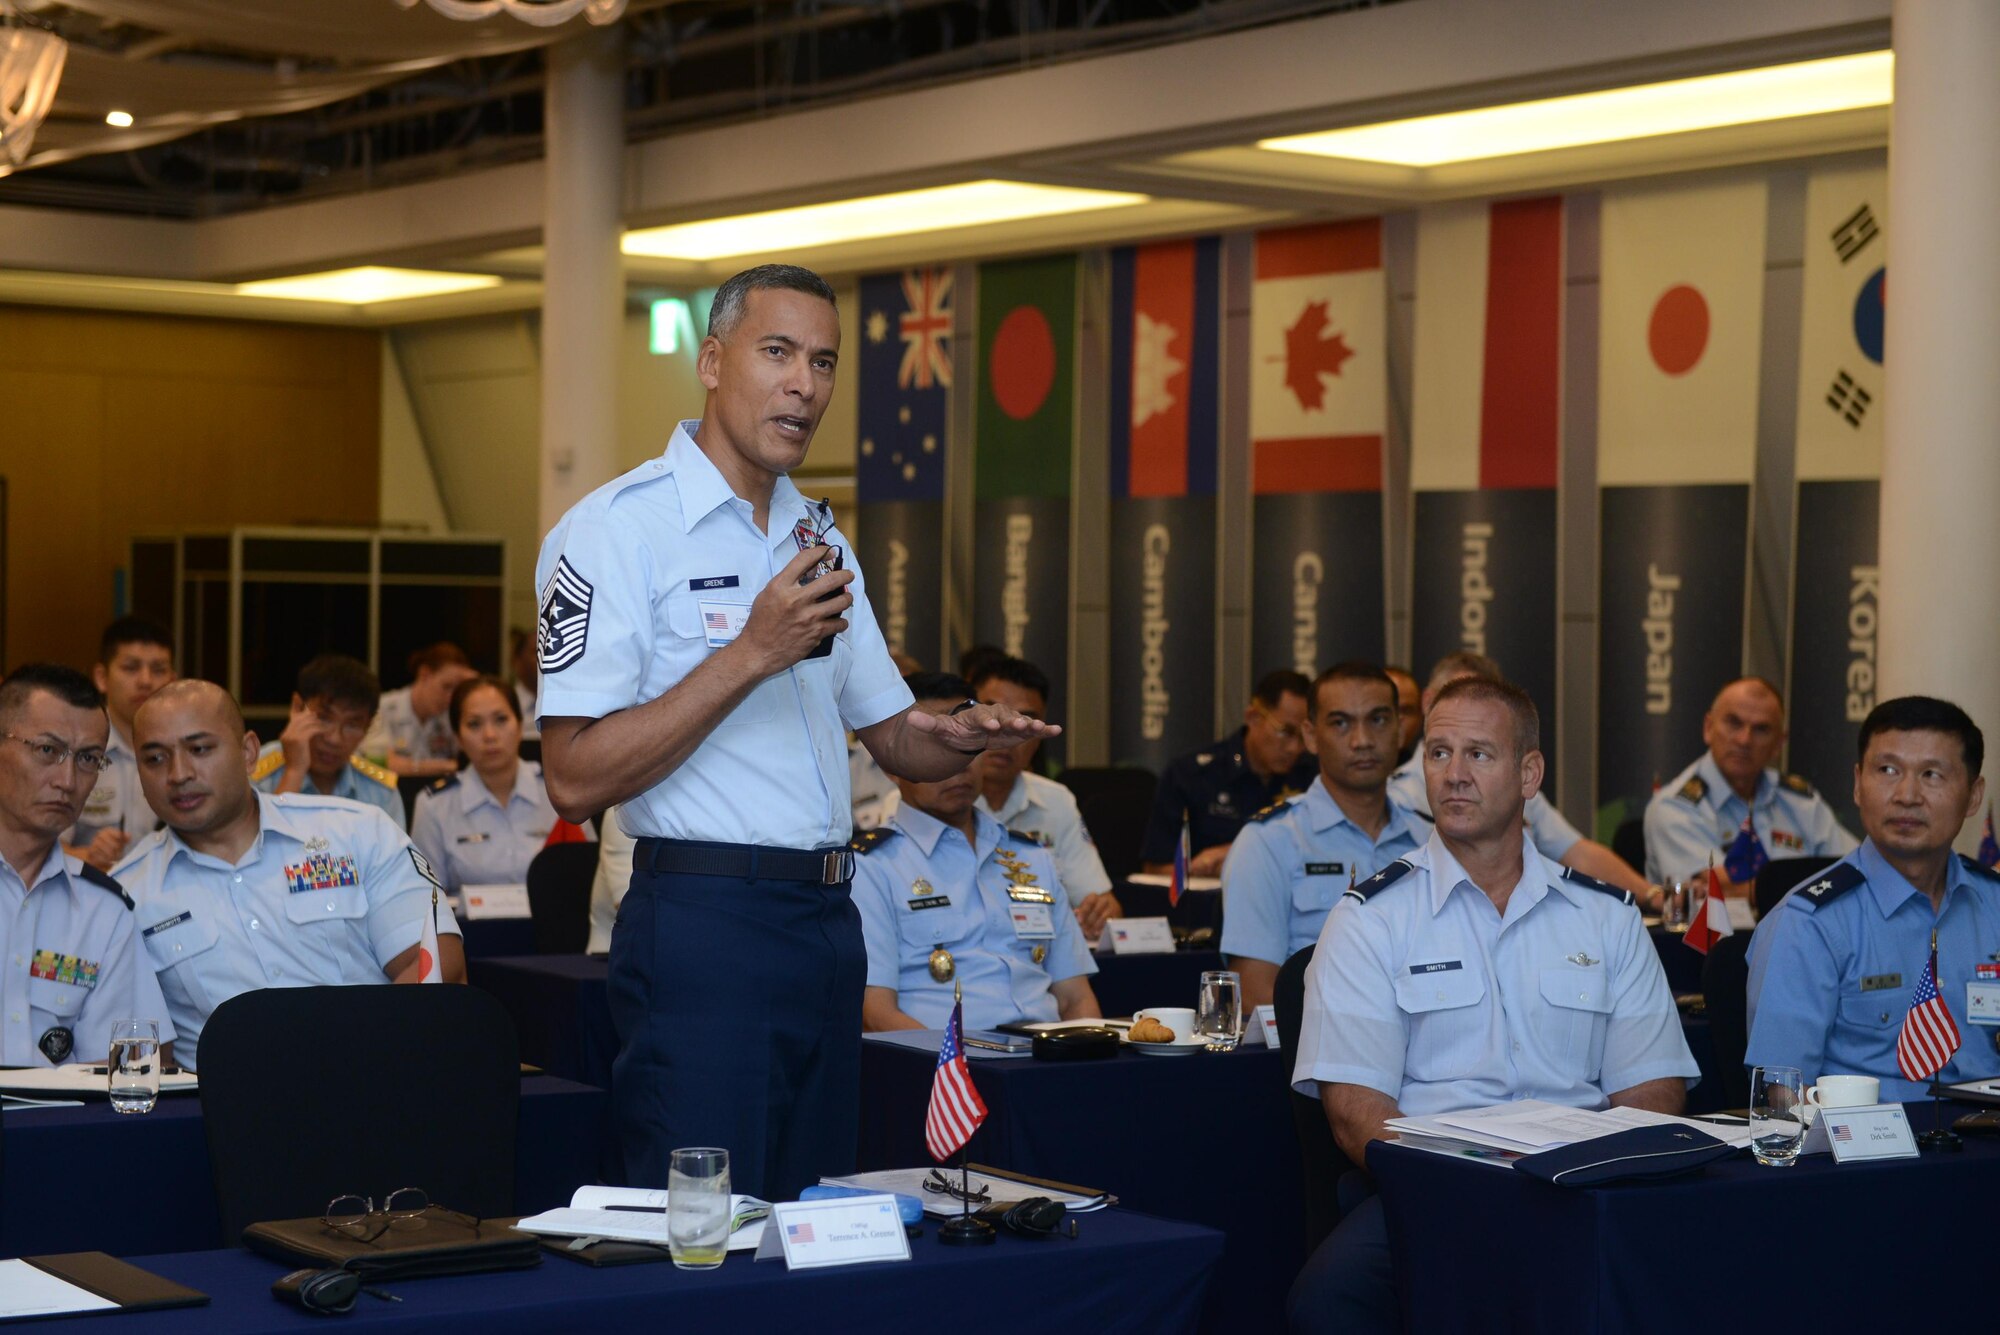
[105,110,134,128]
[234,266,502,304]
[622,180,1149,261]
[1259,50,1892,167]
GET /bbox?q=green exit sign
[650,297,694,355]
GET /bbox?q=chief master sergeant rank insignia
[538,557,593,674]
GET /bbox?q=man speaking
[536,265,1054,1201]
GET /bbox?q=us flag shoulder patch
[538,557,594,674]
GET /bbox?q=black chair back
[1755,855,1839,919]
[1700,932,1755,1110]
[1056,766,1158,884]
[526,842,599,955]
[396,775,429,828]
[1276,945,1355,1254]
[1612,817,1647,875]
[197,985,519,1242]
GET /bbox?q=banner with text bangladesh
[1788,163,1887,832]
[1248,220,1387,678]
[856,269,951,668]
[974,255,1076,755]
[1595,180,1765,829]
[1108,238,1220,772]
[1409,197,1562,757]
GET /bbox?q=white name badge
[1967,980,2000,1026]
[460,884,531,919]
[1802,1102,1920,1161]
[1108,917,1176,955]
[1009,904,1056,940]
[754,1195,910,1270]
[1249,1003,1280,1048]
[696,599,752,648]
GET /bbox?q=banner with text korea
[1107,239,1220,771]
[1248,220,1387,677]
[1595,180,1765,828]
[856,269,951,666]
[974,255,1076,755]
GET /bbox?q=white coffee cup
[1805,1074,1881,1110]
[1132,1007,1197,1041]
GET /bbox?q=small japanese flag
[414,891,443,985]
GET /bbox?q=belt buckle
[822,850,852,883]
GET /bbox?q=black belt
[633,837,854,885]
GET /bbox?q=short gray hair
[1428,676,1539,761]
[706,264,838,338]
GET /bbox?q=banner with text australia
[1789,163,1886,830]
[1249,220,1387,678]
[1410,197,1562,749]
[1595,179,1766,831]
[856,269,951,667]
[975,255,1076,752]
[1108,238,1221,771]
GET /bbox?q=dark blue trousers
[606,865,865,1202]
[1287,1195,1398,1335]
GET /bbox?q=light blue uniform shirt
[852,803,1097,1031]
[1643,752,1857,884]
[1293,829,1698,1113]
[1219,777,1425,967]
[65,722,157,849]
[252,742,407,832]
[534,421,914,849]
[0,847,174,1066]
[114,792,462,1069]
[976,772,1114,908]
[1387,755,1584,862]
[410,763,588,891]
[1745,842,2000,1100]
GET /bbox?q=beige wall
[0,306,379,671]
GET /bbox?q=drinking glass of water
[1749,1065,1807,1166]
[1197,970,1243,1052]
[667,1147,731,1270]
[108,1020,160,1115]
[1660,880,1693,930]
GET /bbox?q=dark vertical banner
[1106,239,1220,772]
[1410,491,1558,731]
[855,269,951,667]
[1247,220,1388,675]
[1595,484,1750,814]
[974,255,1076,754]
[1788,481,1877,831]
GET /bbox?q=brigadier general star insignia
[538,557,593,674]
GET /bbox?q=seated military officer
[1644,676,1857,891]
[853,673,1101,1033]
[362,642,476,779]
[64,616,175,872]
[1289,677,1696,1335]
[1747,696,2000,1100]
[411,675,590,892]
[254,654,405,831]
[118,680,465,1069]
[1220,662,1426,1012]
[0,664,175,1066]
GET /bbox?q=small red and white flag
[413,892,443,984]
[1683,861,1736,956]
[925,993,988,1162]
[1170,816,1190,909]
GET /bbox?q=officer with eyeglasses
[0,664,175,1066]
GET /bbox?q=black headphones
[273,1267,360,1315]
[997,1196,1071,1240]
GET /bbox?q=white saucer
[1128,1036,1205,1056]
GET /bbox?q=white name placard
[460,884,531,919]
[1250,1004,1280,1048]
[1965,980,2000,1026]
[1108,917,1176,955]
[1803,1103,1920,1162]
[760,1195,910,1270]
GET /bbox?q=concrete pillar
[1879,0,2000,769]
[538,28,626,536]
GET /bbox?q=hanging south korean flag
[1788,163,1887,832]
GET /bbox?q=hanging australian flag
[856,269,951,665]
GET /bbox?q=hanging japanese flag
[1683,866,1737,956]
[415,892,443,984]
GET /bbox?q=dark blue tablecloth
[457,916,537,959]
[3,1210,1223,1335]
[0,1077,605,1258]
[858,1036,1302,1335]
[1369,1100,1998,1332]
[1650,922,1705,995]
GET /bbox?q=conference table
[857,1034,1301,1335]
[1368,1099,1998,1331]
[3,1211,1225,1335]
[0,1077,605,1259]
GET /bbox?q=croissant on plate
[1129,1016,1177,1043]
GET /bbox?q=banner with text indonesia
[1410,197,1562,752]
[1595,179,1765,831]
[1789,163,1886,831]
[856,269,951,667]
[974,255,1076,758]
[1249,220,1387,678]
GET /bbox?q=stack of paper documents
[1386,1099,1754,1165]
[514,1186,771,1252]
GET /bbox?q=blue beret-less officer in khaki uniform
[534,265,1055,1204]
[116,681,464,1070]
[854,674,1100,1033]
[1747,696,2000,1101]
[1288,678,1697,1335]
[0,664,175,1066]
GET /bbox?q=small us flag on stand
[926,992,988,1161]
[1897,935,1961,1082]
[1980,806,1999,868]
